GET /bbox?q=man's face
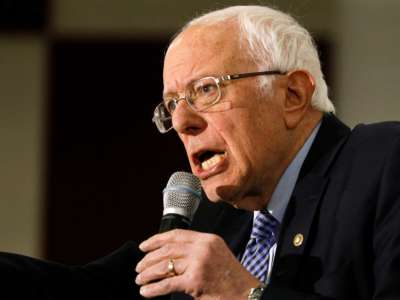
[163,24,293,210]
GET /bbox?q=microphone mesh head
[163,171,202,222]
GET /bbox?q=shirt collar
[255,122,321,223]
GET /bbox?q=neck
[249,111,323,211]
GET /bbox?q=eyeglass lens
[153,77,221,133]
[153,103,172,133]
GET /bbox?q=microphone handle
[159,214,191,233]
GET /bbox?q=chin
[202,181,243,206]
[199,166,250,204]
[202,185,222,202]
[202,178,266,211]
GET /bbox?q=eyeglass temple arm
[221,70,285,82]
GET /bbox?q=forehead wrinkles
[163,24,247,93]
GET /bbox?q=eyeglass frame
[152,70,286,133]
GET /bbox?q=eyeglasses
[152,70,285,133]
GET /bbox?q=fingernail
[139,241,147,251]
[135,274,141,284]
[140,286,148,296]
[135,262,142,272]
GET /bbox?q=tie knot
[251,210,279,241]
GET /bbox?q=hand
[135,229,260,299]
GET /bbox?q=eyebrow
[162,72,225,98]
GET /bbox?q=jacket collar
[271,113,351,284]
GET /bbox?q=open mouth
[196,150,227,171]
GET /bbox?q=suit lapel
[271,114,350,285]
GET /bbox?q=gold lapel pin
[293,233,304,247]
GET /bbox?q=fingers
[139,276,183,298]
[136,231,191,295]
[139,229,195,252]
[136,230,229,298]
[136,242,183,273]
[136,258,183,285]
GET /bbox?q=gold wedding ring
[167,259,177,276]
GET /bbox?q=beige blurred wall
[0,36,45,256]
[0,0,399,257]
[52,0,400,125]
[52,0,336,37]
[335,0,400,126]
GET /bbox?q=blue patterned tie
[241,209,279,282]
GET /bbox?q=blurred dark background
[0,0,48,31]
[0,0,399,262]
[47,39,191,263]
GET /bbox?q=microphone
[159,171,202,233]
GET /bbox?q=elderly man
[1,4,399,300]
[136,5,400,300]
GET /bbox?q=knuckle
[200,235,220,256]
[171,228,183,235]
[168,229,183,240]
[205,233,222,245]
[201,247,212,260]
[161,244,171,256]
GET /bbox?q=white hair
[175,5,335,113]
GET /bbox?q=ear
[283,70,315,129]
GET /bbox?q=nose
[172,99,207,135]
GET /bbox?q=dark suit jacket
[174,114,400,300]
[1,114,399,300]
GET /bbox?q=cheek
[212,112,255,164]
[212,109,253,133]
[211,114,240,147]
[221,110,279,171]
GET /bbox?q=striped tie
[241,210,279,282]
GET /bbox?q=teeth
[201,153,225,170]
